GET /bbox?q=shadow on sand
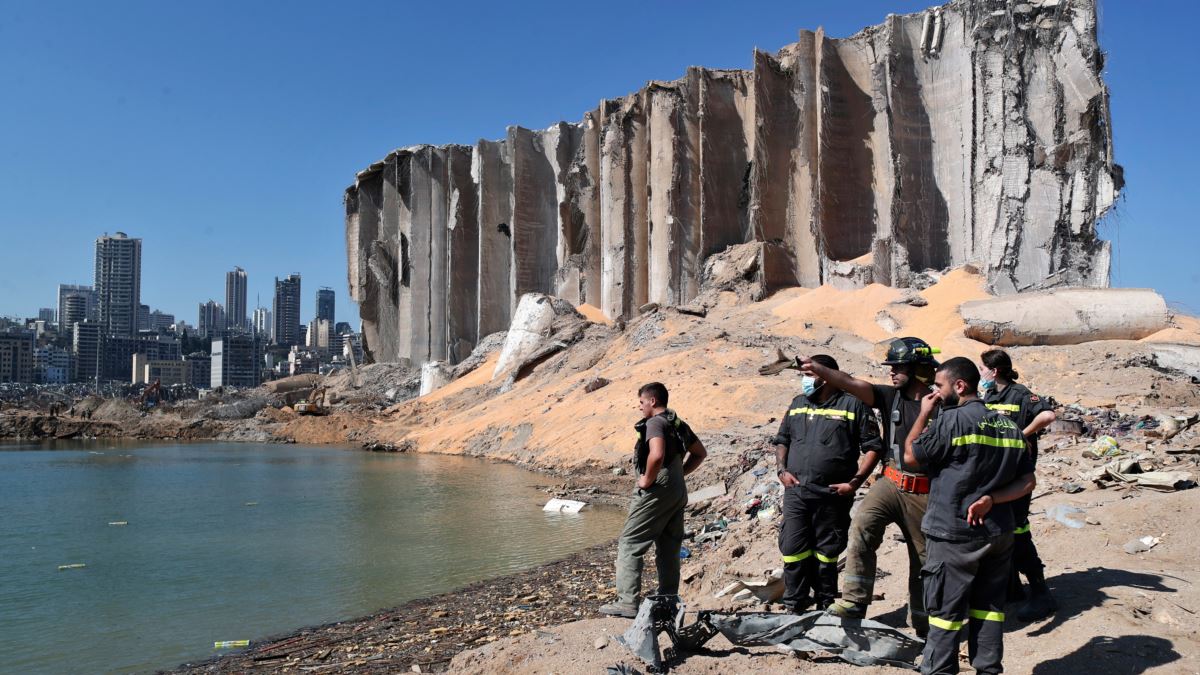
[1031,635,1180,674]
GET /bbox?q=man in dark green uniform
[980,349,1058,620]
[802,337,939,637]
[600,382,707,618]
[904,357,1036,675]
[774,355,882,613]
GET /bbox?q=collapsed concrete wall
[346,0,1120,364]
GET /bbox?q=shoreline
[164,539,626,674]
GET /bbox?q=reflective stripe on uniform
[969,609,1005,622]
[843,574,874,584]
[1014,523,1031,534]
[950,434,1026,449]
[815,551,838,564]
[782,550,814,563]
[986,403,1021,412]
[788,407,856,421]
[928,616,964,631]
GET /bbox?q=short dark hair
[938,357,980,394]
[811,354,839,371]
[638,382,669,407]
[980,349,1019,381]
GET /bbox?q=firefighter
[980,349,1058,620]
[904,357,1036,675]
[774,355,882,613]
[803,336,939,637]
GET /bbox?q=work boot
[826,599,866,619]
[1017,588,1057,621]
[599,601,639,619]
[785,596,815,615]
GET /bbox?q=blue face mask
[980,378,995,391]
[801,376,822,398]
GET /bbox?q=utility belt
[883,465,930,494]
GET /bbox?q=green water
[0,441,625,674]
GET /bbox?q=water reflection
[0,442,624,674]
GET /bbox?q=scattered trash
[694,530,725,544]
[57,563,86,571]
[612,466,627,476]
[743,498,763,517]
[1061,482,1085,494]
[1124,536,1161,555]
[679,546,691,559]
[543,498,587,514]
[1085,459,1196,491]
[214,640,250,649]
[756,506,778,521]
[108,521,128,526]
[713,569,785,603]
[1083,436,1122,459]
[1045,504,1085,529]
[244,502,259,507]
[605,664,643,675]
[752,467,770,478]
[688,483,727,505]
[1085,516,1101,525]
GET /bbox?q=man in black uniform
[774,355,882,613]
[801,336,940,637]
[980,349,1058,620]
[904,357,1036,675]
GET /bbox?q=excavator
[139,379,162,409]
[295,386,328,416]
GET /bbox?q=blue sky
[0,0,1195,325]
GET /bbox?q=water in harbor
[0,441,625,674]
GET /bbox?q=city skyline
[16,229,352,330]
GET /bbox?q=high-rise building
[198,301,226,339]
[316,288,335,324]
[149,310,175,333]
[38,308,56,323]
[137,304,151,332]
[252,307,273,340]
[273,274,301,347]
[307,318,331,354]
[211,334,261,388]
[94,232,142,337]
[0,331,35,383]
[225,267,248,332]
[60,294,89,332]
[73,322,103,383]
[57,284,97,328]
[102,334,181,381]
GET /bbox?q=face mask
[980,378,995,391]
[801,376,822,398]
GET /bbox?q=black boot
[1017,583,1057,621]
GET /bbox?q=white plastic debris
[543,498,587,514]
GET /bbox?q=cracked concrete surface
[345,0,1120,364]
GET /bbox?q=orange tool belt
[883,465,931,494]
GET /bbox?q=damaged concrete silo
[345,0,1120,365]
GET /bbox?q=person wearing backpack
[599,382,707,618]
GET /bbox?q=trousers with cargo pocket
[842,476,929,633]
[779,485,852,609]
[615,461,688,605]
[921,533,1013,675]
